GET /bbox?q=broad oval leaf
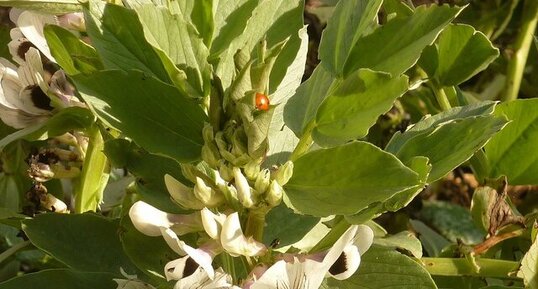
[386,102,508,182]
[430,24,499,86]
[284,141,423,217]
[318,0,382,76]
[0,269,117,289]
[344,4,463,77]
[72,70,207,163]
[484,99,538,185]
[262,204,319,248]
[518,238,538,289]
[325,246,437,289]
[313,69,408,147]
[22,213,138,275]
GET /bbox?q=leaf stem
[0,241,31,265]
[309,218,350,253]
[421,257,520,279]
[502,0,538,102]
[432,84,452,111]
[289,121,316,162]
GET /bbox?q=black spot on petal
[17,41,35,60]
[329,252,348,276]
[183,257,198,278]
[27,85,53,111]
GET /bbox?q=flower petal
[200,208,225,240]
[174,267,234,289]
[128,201,173,236]
[164,174,204,210]
[221,212,266,257]
[17,10,56,62]
[354,224,374,255]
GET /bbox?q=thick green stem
[421,257,520,279]
[0,241,30,265]
[289,121,316,162]
[432,85,452,111]
[245,207,269,242]
[502,0,538,102]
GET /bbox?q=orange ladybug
[255,92,270,111]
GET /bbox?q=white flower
[174,267,240,289]
[201,208,266,257]
[161,228,221,281]
[55,12,86,31]
[128,201,203,237]
[164,174,205,210]
[9,9,56,64]
[250,225,373,289]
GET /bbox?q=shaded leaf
[0,0,80,13]
[22,213,138,275]
[73,70,207,163]
[263,204,319,248]
[0,269,117,289]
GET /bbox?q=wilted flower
[250,225,373,289]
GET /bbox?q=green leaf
[374,231,423,258]
[326,246,437,289]
[73,70,207,163]
[136,4,212,96]
[518,227,538,288]
[44,25,103,75]
[73,125,109,213]
[22,213,137,275]
[284,65,335,137]
[263,204,319,248]
[104,139,186,213]
[420,201,484,245]
[429,24,499,86]
[313,69,408,147]
[210,0,257,56]
[120,213,176,284]
[386,102,507,182]
[0,0,80,13]
[344,4,463,76]
[410,220,451,257]
[0,107,94,149]
[265,26,308,166]
[484,99,538,185]
[84,1,172,84]
[318,0,382,76]
[284,141,424,217]
[0,269,117,289]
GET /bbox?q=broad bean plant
[0,0,537,288]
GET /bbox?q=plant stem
[432,84,452,111]
[0,241,31,265]
[421,257,520,279]
[473,229,525,255]
[502,0,538,102]
[245,207,269,242]
[289,121,316,162]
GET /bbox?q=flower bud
[201,143,220,169]
[244,160,261,181]
[273,161,294,186]
[164,174,204,210]
[180,164,198,183]
[233,167,254,208]
[265,180,283,207]
[202,123,214,143]
[231,129,248,157]
[194,177,224,207]
[40,193,68,213]
[56,12,85,31]
[215,132,229,154]
[218,160,233,182]
[254,169,271,194]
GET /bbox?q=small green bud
[244,160,261,181]
[254,168,270,194]
[201,143,220,169]
[202,123,214,143]
[180,164,198,183]
[265,180,283,207]
[273,161,294,186]
[164,174,204,210]
[233,167,254,208]
[194,177,224,207]
[231,129,248,157]
[215,132,229,155]
[218,160,234,182]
